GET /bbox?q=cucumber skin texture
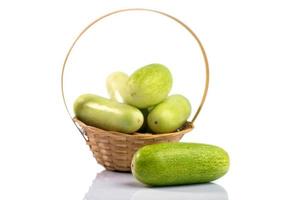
[74,94,143,133]
[125,63,172,108]
[147,95,191,133]
[132,143,230,186]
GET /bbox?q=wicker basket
[61,8,209,172]
[74,118,193,171]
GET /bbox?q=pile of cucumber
[73,63,230,186]
[74,63,191,134]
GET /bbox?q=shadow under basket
[74,118,193,172]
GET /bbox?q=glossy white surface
[1,0,300,200]
[84,170,228,200]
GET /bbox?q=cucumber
[147,95,191,133]
[74,94,143,133]
[125,63,173,108]
[106,71,129,103]
[131,142,230,186]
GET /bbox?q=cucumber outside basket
[61,8,209,172]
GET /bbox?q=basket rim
[73,118,193,139]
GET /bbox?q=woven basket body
[75,118,193,171]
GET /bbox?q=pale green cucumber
[125,63,172,108]
[106,71,129,103]
[74,94,143,133]
[147,95,191,133]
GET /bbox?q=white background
[0,0,300,199]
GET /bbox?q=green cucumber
[147,95,191,133]
[125,63,173,108]
[74,94,143,133]
[132,142,230,186]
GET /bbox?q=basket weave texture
[74,118,193,172]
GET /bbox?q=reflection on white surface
[83,170,228,200]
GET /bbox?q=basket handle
[61,8,209,140]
